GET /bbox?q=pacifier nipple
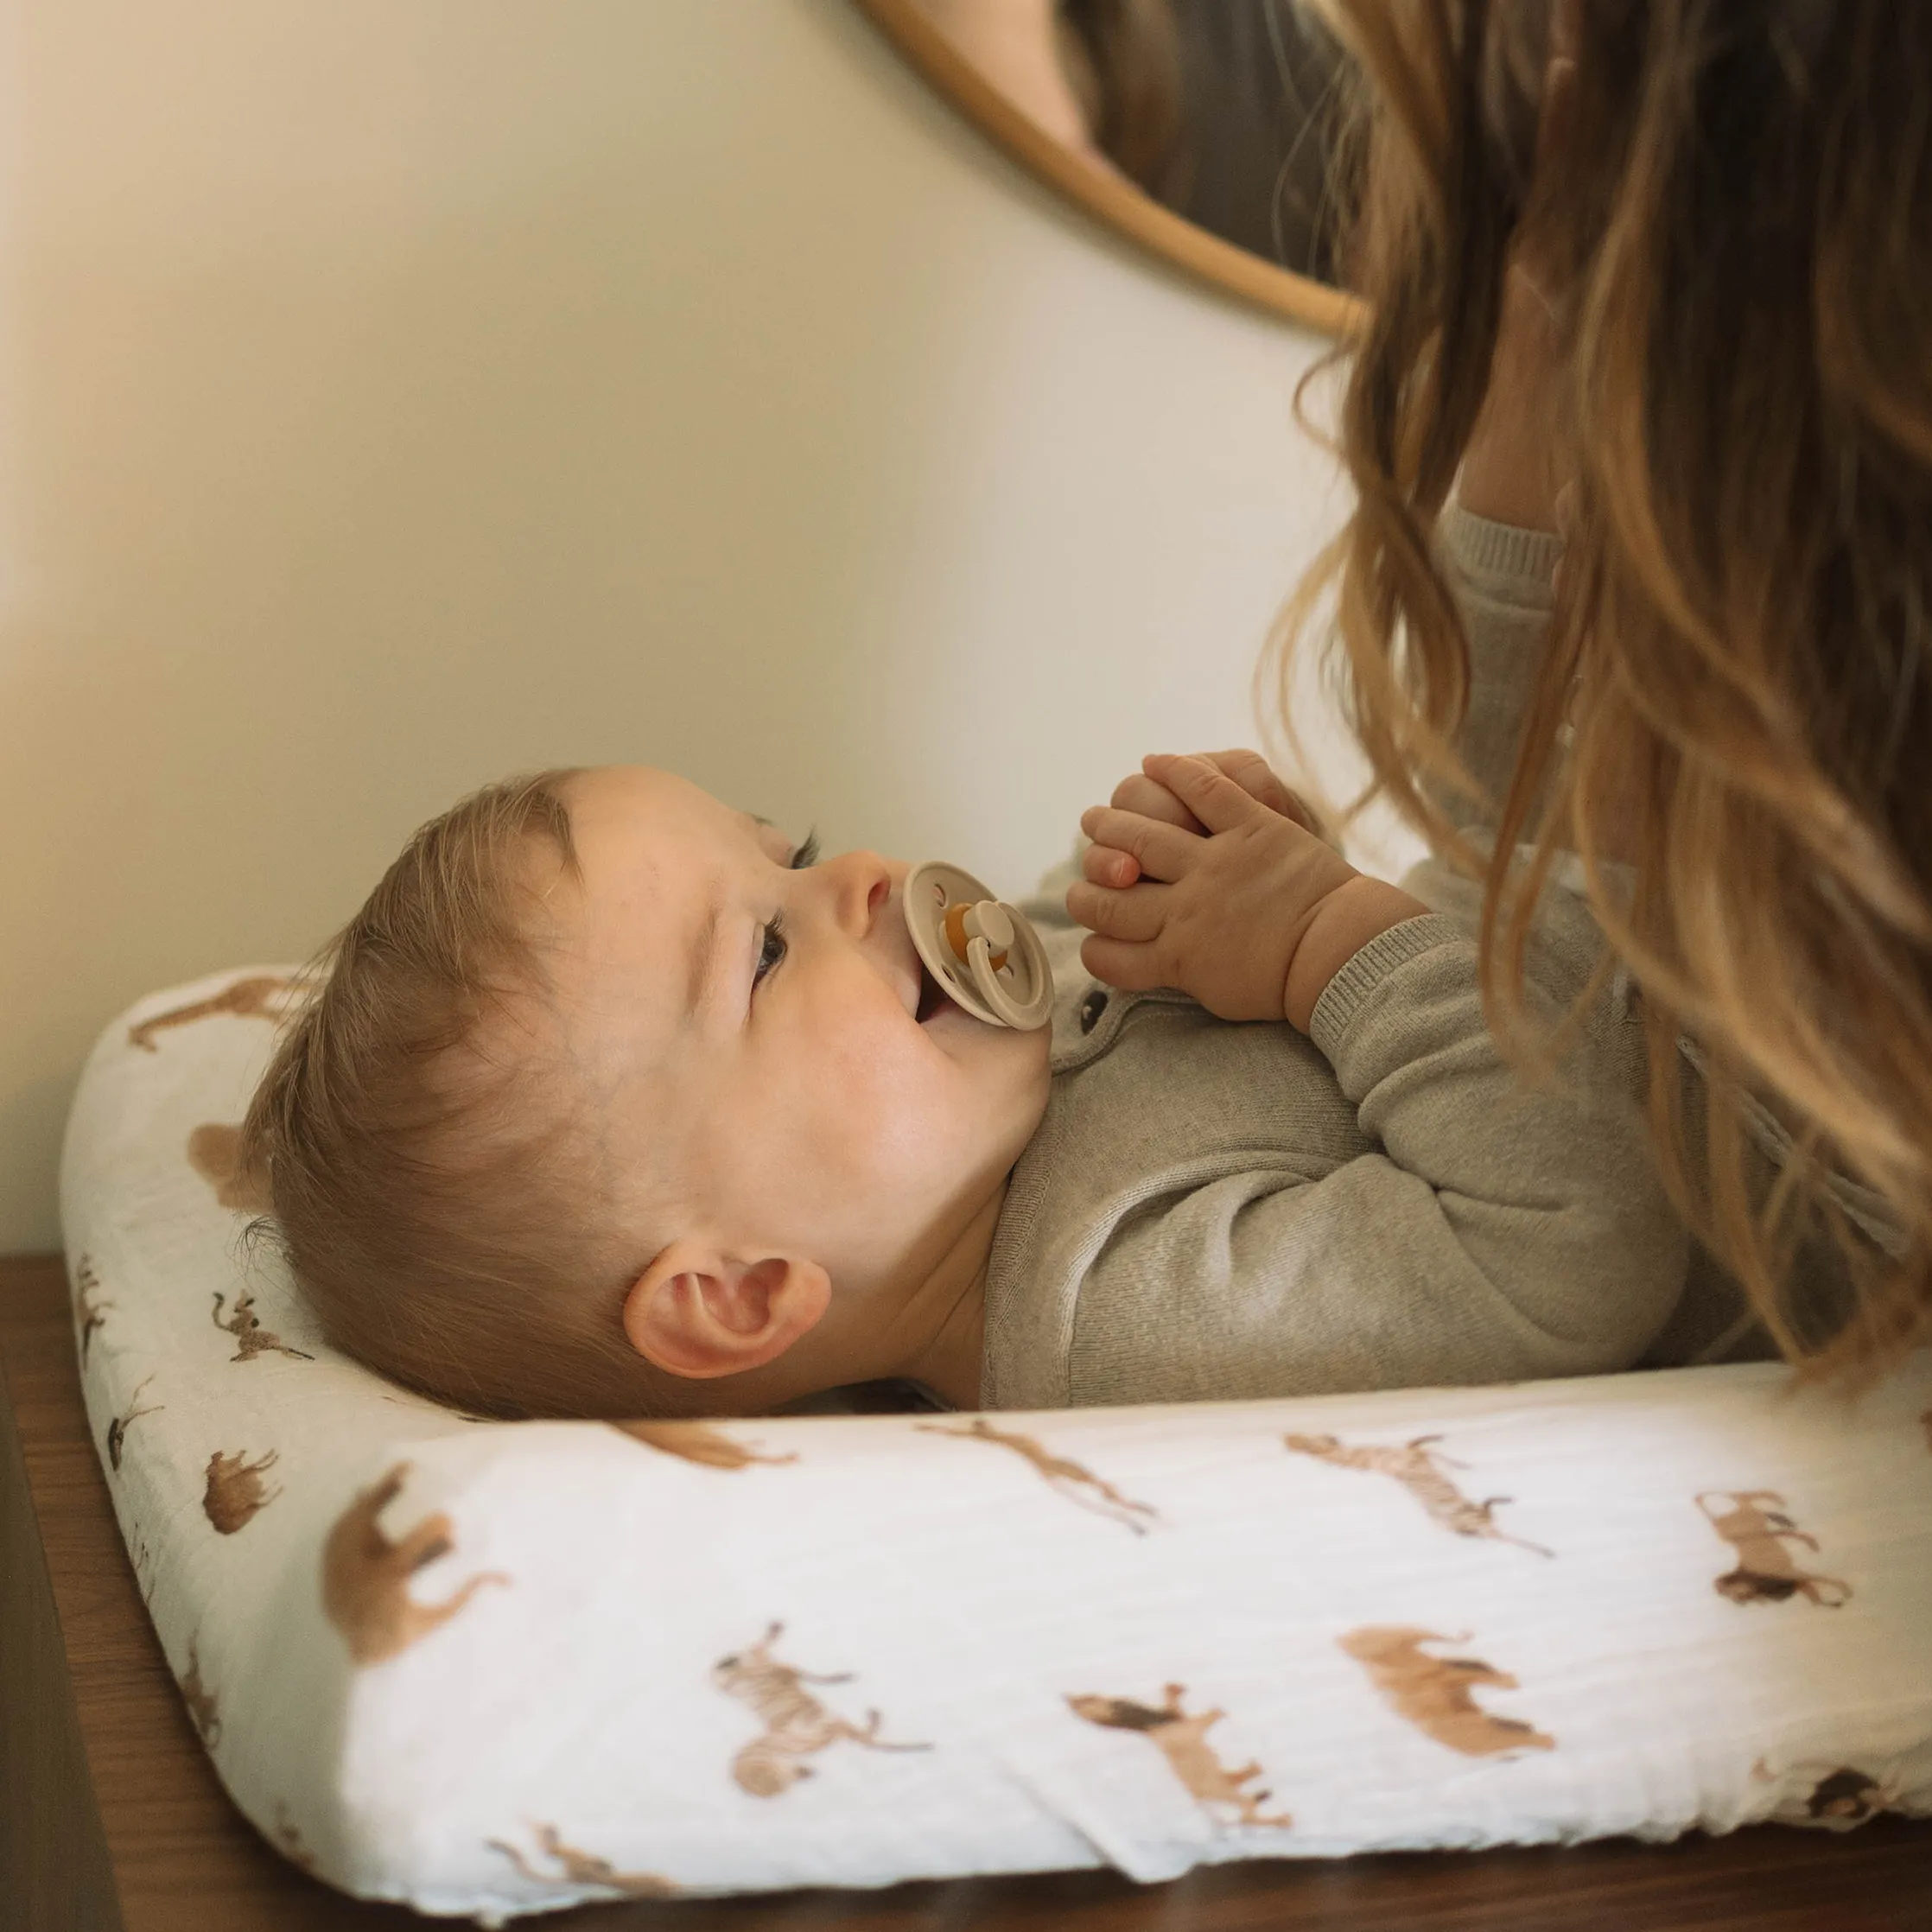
[944,899,1011,972]
[905,861,1053,1032]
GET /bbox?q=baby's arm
[1069,753,1427,1030]
[1064,921,1688,1403]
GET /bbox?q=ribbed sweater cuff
[1439,504,1563,602]
[1308,914,1465,1060]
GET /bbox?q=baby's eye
[753,913,788,991]
[788,830,820,871]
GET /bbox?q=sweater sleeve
[1063,914,1688,1405]
[1433,505,1563,834]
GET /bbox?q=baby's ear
[621,1242,829,1380]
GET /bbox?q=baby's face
[545,767,1051,1296]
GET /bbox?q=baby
[241,754,1718,1420]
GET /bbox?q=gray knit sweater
[980,508,1771,1409]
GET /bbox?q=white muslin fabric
[59,969,1932,1921]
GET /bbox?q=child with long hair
[1076,0,1930,1382]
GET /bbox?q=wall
[0,0,1379,1251]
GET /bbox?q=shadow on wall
[0,0,1340,1248]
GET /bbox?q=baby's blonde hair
[240,771,670,1419]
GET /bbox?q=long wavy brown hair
[1282,0,1932,1378]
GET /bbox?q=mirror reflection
[910,0,1350,287]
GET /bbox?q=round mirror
[855,0,1359,334]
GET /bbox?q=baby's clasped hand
[1068,753,1429,1033]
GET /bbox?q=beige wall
[0,0,1382,1251]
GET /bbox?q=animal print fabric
[58,969,1932,1920]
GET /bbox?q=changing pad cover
[59,969,1932,1920]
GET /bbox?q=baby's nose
[829,850,894,936]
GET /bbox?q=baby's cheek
[799,983,1039,1193]
[831,1040,949,1176]
[821,1043,973,1203]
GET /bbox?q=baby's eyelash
[752,830,813,999]
[753,912,787,990]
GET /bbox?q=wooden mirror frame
[853,0,1363,336]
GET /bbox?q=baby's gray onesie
[981,506,1776,1409]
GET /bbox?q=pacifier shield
[904,861,1053,1032]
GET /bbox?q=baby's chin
[912,957,1050,1065]
[921,989,1051,1068]
[925,1000,1052,1149]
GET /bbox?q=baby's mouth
[916,960,950,1025]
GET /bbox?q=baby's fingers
[1141,753,1267,836]
[1201,749,1314,829]
[1065,877,1169,944]
[1078,804,1199,882]
[1081,842,1141,889]
[1078,933,1169,994]
[1109,770,1205,834]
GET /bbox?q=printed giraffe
[202,1447,282,1534]
[711,1621,928,1796]
[321,1464,508,1666]
[1284,1432,1551,1555]
[1338,1626,1556,1758]
[1796,1768,1888,1827]
[73,1255,113,1366]
[187,1122,272,1214]
[212,1286,313,1363]
[611,1419,798,1471]
[1753,1756,1892,1830]
[106,1374,163,1472]
[128,973,294,1051]
[918,1418,1159,1535]
[488,1825,679,1897]
[1066,1684,1293,1829]
[1697,1490,1852,1607]
[179,1643,221,1745]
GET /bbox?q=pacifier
[904,861,1053,1031]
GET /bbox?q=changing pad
[59,968,1932,1921]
